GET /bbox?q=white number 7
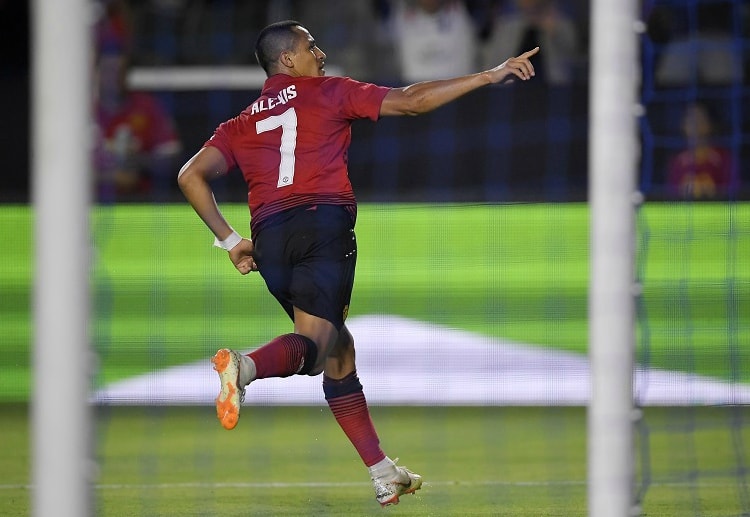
[256,107,298,188]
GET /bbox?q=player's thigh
[290,206,357,329]
[253,221,296,319]
[253,205,356,326]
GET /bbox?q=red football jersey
[667,145,734,199]
[205,74,390,235]
[97,92,180,155]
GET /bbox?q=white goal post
[32,0,93,516]
[588,0,640,516]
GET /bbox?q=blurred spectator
[464,0,504,43]
[650,3,742,87]
[481,0,579,85]
[94,5,181,202]
[96,0,133,55]
[386,0,479,83]
[667,101,738,200]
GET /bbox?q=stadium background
[1,0,749,515]
[1,1,749,203]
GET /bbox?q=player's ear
[280,50,294,69]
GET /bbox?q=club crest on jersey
[251,85,297,115]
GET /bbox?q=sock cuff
[322,370,362,400]
[368,456,395,477]
[249,333,319,379]
[288,333,318,375]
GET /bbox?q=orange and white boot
[211,348,245,430]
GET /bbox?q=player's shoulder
[263,74,376,95]
[303,75,371,90]
[273,76,368,106]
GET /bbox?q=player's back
[207,74,389,232]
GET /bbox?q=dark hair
[255,20,304,75]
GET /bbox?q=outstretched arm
[177,146,257,274]
[380,47,539,117]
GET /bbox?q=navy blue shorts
[252,205,357,330]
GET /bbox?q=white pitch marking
[93,315,750,406]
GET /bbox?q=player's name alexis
[250,85,298,116]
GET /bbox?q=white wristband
[213,230,242,251]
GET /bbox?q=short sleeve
[203,119,238,170]
[329,77,391,121]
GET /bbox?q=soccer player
[177,20,538,507]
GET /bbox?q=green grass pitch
[1,405,749,516]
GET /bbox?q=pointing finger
[512,59,534,80]
[520,47,540,59]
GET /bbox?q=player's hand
[487,47,539,84]
[228,238,258,275]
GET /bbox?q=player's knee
[307,343,329,376]
[294,334,320,376]
[333,326,355,357]
[306,363,325,376]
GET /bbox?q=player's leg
[240,203,358,380]
[211,208,308,430]
[323,325,383,466]
[323,325,422,506]
[211,309,331,430]
[212,205,353,430]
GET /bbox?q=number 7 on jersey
[255,107,298,188]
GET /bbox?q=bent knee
[307,363,325,376]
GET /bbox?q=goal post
[31,0,93,515]
[587,0,640,515]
